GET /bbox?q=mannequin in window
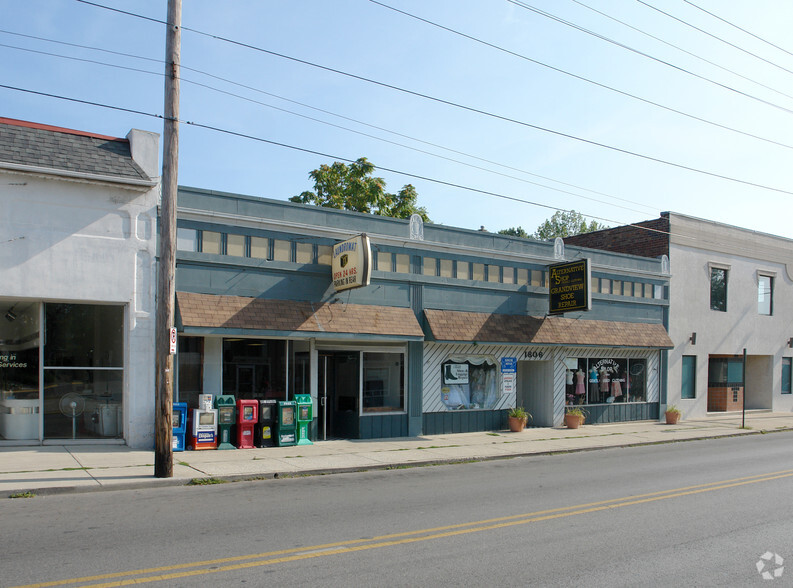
[588,366,599,400]
[611,367,623,400]
[575,369,586,402]
[599,367,610,403]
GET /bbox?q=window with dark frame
[681,355,696,399]
[758,274,773,316]
[783,358,792,395]
[710,267,727,312]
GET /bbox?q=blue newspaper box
[172,402,187,452]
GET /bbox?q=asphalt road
[3,432,793,587]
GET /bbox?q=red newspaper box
[236,399,258,449]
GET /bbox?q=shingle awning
[176,292,424,340]
[424,309,673,349]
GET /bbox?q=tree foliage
[289,157,430,221]
[497,227,530,238]
[532,210,607,240]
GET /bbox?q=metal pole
[154,0,181,478]
[741,348,746,429]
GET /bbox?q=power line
[568,0,793,103]
[369,0,793,152]
[0,35,655,215]
[506,0,793,116]
[67,0,793,196]
[681,0,793,59]
[0,83,764,249]
[636,0,793,77]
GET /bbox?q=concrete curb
[6,425,792,499]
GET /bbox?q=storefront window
[363,352,404,413]
[0,301,40,441]
[43,303,124,439]
[565,357,647,405]
[223,338,286,400]
[440,356,499,410]
[708,357,743,386]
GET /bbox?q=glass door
[318,352,360,439]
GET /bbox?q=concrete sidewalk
[2,411,792,497]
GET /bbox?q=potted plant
[564,406,587,429]
[665,404,682,425]
[508,406,531,432]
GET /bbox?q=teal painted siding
[423,410,509,435]
[584,403,660,423]
[359,414,409,439]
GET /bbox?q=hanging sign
[548,258,591,314]
[332,234,372,292]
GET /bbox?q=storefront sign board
[332,234,372,292]
[548,258,591,314]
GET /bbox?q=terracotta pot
[508,416,527,432]
[665,411,681,425]
[564,413,583,429]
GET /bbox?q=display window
[440,356,499,410]
[565,357,647,406]
[0,301,40,441]
[43,303,124,440]
[362,352,404,413]
[222,338,287,401]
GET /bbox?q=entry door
[517,361,554,427]
[318,352,360,440]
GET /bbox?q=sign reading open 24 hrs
[332,234,372,292]
[548,258,591,314]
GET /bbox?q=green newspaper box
[275,400,297,447]
[295,394,313,446]
[214,395,236,450]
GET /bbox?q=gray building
[566,212,793,419]
[174,187,672,438]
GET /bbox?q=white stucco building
[0,118,160,448]
[566,212,793,419]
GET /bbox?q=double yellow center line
[15,468,793,588]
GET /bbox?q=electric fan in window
[59,393,85,440]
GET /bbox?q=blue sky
[3,0,792,238]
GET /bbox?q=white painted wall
[665,214,793,418]
[0,133,159,448]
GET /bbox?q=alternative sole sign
[548,258,591,314]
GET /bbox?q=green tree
[289,157,430,221]
[498,226,530,238]
[532,210,607,240]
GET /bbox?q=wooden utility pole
[155,0,181,478]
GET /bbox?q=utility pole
[155,0,181,478]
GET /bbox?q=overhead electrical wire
[2,83,743,248]
[0,82,641,226]
[568,0,793,103]
[70,0,793,197]
[635,0,793,77]
[505,0,793,116]
[681,0,793,59]
[0,34,656,215]
[369,0,793,151]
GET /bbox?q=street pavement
[2,411,792,496]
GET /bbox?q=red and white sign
[169,327,177,355]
